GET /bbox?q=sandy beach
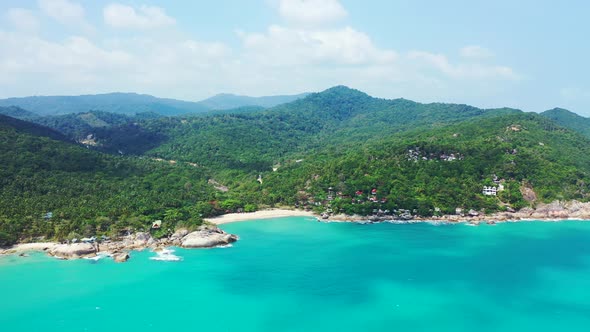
[1,242,57,255]
[205,209,316,224]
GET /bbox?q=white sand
[205,209,316,225]
[1,242,56,254]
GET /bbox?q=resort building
[482,186,498,196]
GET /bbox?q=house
[482,186,497,196]
[152,220,162,229]
[81,236,96,243]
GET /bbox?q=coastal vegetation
[2,86,590,246]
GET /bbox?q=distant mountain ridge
[0,106,38,120]
[198,92,310,110]
[0,91,310,116]
[540,107,590,138]
[3,85,590,246]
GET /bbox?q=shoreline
[4,202,590,259]
[0,225,238,261]
[205,209,316,224]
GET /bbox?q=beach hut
[152,220,162,229]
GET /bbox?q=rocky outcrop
[112,252,130,263]
[49,243,96,259]
[181,225,238,248]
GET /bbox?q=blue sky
[1,0,589,114]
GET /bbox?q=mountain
[0,114,69,142]
[0,91,310,117]
[0,115,220,246]
[540,108,590,138]
[0,93,210,116]
[143,86,523,173]
[260,112,590,214]
[30,111,164,154]
[197,92,309,110]
[3,85,590,246]
[0,106,38,120]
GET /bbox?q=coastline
[205,208,316,224]
[0,225,238,261]
[4,201,590,259]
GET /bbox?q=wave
[150,248,182,262]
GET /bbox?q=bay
[1,217,590,331]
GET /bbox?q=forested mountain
[0,106,38,120]
[0,93,209,116]
[197,92,309,110]
[2,86,590,246]
[0,114,69,142]
[260,112,590,214]
[541,108,590,138]
[144,86,522,174]
[0,91,309,117]
[30,111,163,154]
[0,114,230,246]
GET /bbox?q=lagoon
[1,217,590,331]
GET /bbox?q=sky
[0,0,589,114]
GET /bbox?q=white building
[482,186,498,196]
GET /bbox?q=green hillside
[541,108,590,138]
[0,115,224,246]
[0,93,210,116]
[0,106,39,120]
[259,113,590,215]
[144,86,521,175]
[2,86,590,246]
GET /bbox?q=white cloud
[408,50,518,80]
[460,45,494,59]
[239,25,396,66]
[5,8,40,32]
[0,30,132,88]
[38,0,88,27]
[0,1,522,105]
[560,87,590,101]
[279,0,347,26]
[103,4,176,29]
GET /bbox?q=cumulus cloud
[239,25,396,66]
[38,0,89,27]
[460,45,494,59]
[279,0,347,26]
[0,1,521,104]
[5,8,40,32]
[408,51,518,80]
[560,87,590,101]
[103,4,176,29]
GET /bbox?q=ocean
[1,217,590,331]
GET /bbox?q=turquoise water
[2,218,590,331]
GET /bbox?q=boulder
[181,227,238,248]
[113,252,130,263]
[49,243,96,259]
[171,229,189,240]
[135,232,151,243]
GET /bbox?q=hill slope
[0,93,210,116]
[3,86,590,245]
[0,106,38,120]
[541,108,590,138]
[0,91,310,117]
[197,92,309,110]
[0,116,223,246]
[144,86,522,174]
[259,112,590,214]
